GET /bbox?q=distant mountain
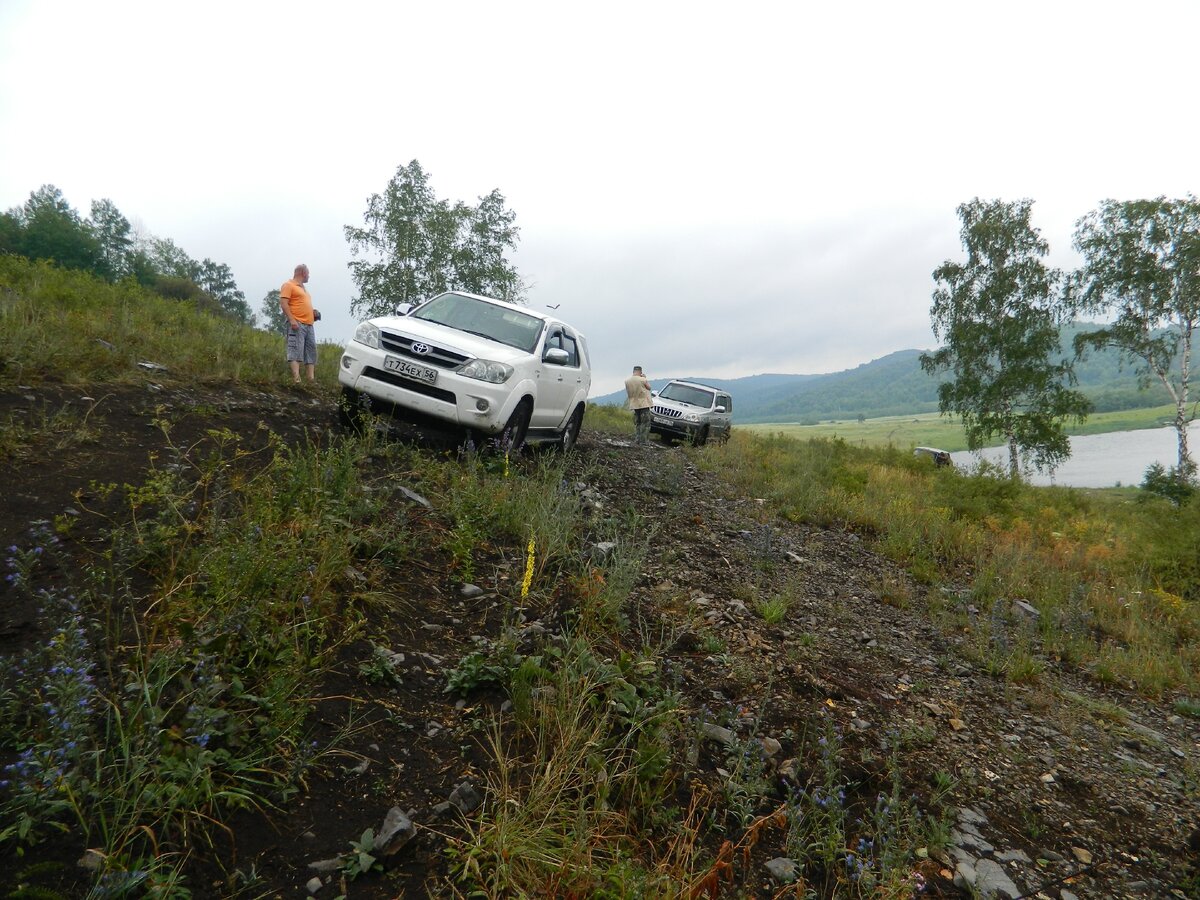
[591,323,1167,424]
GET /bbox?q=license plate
[653,415,671,425]
[383,356,437,384]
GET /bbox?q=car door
[716,393,733,436]
[531,325,577,429]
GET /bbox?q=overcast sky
[2,1,1197,395]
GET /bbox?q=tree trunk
[1007,431,1020,480]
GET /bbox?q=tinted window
[718,395,732,412]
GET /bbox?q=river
[949,422,1199,488]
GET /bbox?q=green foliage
[921,198,1090,477]
[1071,195,1200,473]
[1141,461,1197,506]
[341,828,383,879]
[345,159,523,317]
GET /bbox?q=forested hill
[592,323,1162,424]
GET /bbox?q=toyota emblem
[411,342,431,355]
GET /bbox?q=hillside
[0,381,1197,898]
[592,323,1167,424]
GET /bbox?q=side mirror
[543,347,570,365]
[715,405,726,413]
[395,303,414,316]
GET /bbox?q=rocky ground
[0,381,1197,898]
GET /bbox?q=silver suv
[338,291,590,450]
[649,380,732,445]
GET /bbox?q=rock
[591,541,618,560]
[953,860,977,891]
[460,583,484,598]
[1038,848,1065,863]
[974,857,1021,898]
[306,876,324,894]
[759,736,782,757]
[995,849,1031,864]
[849,717,871,732]
[376,806,417,855]
[1012,599,1040,620]
[307,858,343,874]
[951,824,994,856]
[764,857,798,884]
[777,757,799,781]
[449,781,482,813]
[1060,892,1079,900]
[1071,846,1092,864]
[398,486,432,508]
[700,723,737,747]
[948,717,966,731]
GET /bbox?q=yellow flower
[521,536,535,600]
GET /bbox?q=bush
[1140,461,1197,506]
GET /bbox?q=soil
[0,380,1197,899]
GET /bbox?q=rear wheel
[501,400,532,453]
[557,406,584,453]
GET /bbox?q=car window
[544,328,579,366]
[718,395,732,412]
[660,382,715,408]
[412,292,544,353]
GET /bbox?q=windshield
[659,383,715,408]
[411,293,545,353]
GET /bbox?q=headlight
[354,322,381,349]
[457,358,514,384]
[683,412,701,423]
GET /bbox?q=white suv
[649,380,733,445]
[338,291,590,450]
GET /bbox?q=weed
[755,594,790,625]
[341,828,383,879]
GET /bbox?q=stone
[974,858,1021,899]
[700,723,737,747]
[953,860,977,891]
[398,486,432,508]
[759,736,782,757]
[377,806,417,855]
[1071,846,1092,864]
[764,857,798,884]
[459,583,484,598]
[1011,599,1040,619]
[995,849,1031,864]
[307,858,343,874]
[306,876,325,894]
[449,781,482,813]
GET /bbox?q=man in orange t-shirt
[279,263,317,383]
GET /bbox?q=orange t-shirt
[280,279,314,325]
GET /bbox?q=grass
[699,431,1200,695]
[0,256,342,388]
[742,404,1183,452]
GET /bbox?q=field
[742,404,1181,451]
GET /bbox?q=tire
[501,400,532,453]
[338,386,371,433]
[557,406,584,453]
[694,425,710,447]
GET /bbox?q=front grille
[379,330,470,369]
[363,366,457,404]
[652,405,682,419]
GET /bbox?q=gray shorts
[286,323,317,365]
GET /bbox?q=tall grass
[701,432,1200,694]
[0,256,340,387]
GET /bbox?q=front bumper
[338,345,517,434]
[649,414,705,438]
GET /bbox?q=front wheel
[557,406,584,453]
[501,400,532,453]
[693,425,710,447]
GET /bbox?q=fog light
[475,398,490,412]
[341,355,353,369]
